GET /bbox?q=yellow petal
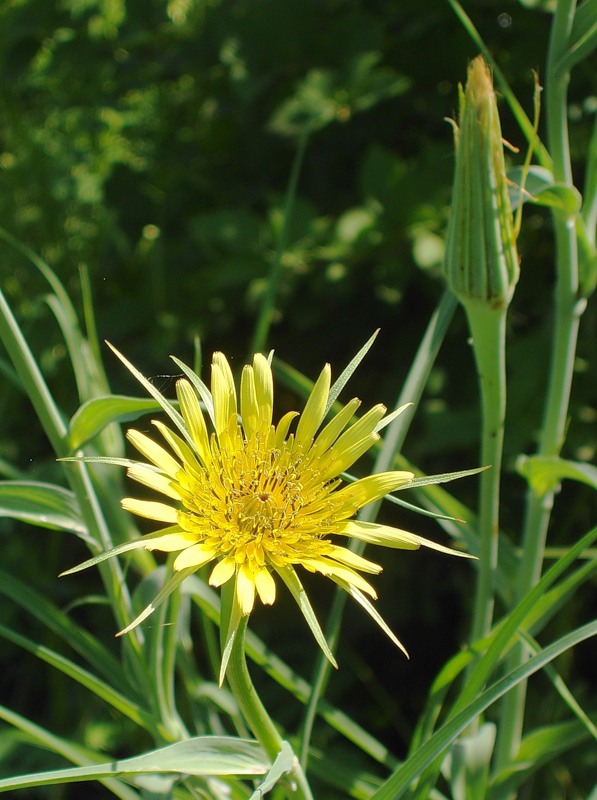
[127,465,181,499]
[176,379,211,465]
[333,471,414,515]
[236,564,256,615]
[212,353,237,436]
[121,498,179,523]
[338,520,475,557]
[253,353,273,428]
[209,557,236,587]
[255,568,276,605]
[331,404,386,454]
[173,542,215,570]
[145,532,198,552]
[308,398,361,460]
[302,557,377,598]
[295,364,331,447]
[240,364,259,435]
[274,411,299,447]
[326,544,382,574]
[126,429,180,478]
[152,420,202,476]
[318,433,380,483]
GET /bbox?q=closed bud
[444,56,520,310]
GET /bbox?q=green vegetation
[1,1,596,798]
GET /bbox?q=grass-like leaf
[0,481,87,536]
[0,735,269,792]
[370,619,597,799]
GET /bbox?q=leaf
[369,619,597,800]
[0,736,269,792]
[106,343,194,452]
[219,588,243,687]
[448,723,496,800]
[0,568,129,696]
[0,623,160,735]
[0,481,87,536]
[69,395,166,449]
[517,454,597,497]
[408,525,597,795]
[249,741,295,799]
[0,704,138,800]
[181,575,398,770]
[491,714,597,798]
[116,567,196,638]
[507,165,581,214]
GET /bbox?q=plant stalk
[494,0,583,772]
[466,303,507,649]
[227,614,314,800]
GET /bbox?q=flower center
[177,429,338,567]
[231,455,302,539]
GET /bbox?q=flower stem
[466,303,507,649]
[227,614,314,799]
[494,0,584,772]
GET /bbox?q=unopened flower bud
[444,56,520,310]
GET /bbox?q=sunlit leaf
[69,395,166,450]
[517,454,597,497]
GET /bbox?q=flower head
[64,345,472,672]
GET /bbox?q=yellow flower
[63,345,472,669]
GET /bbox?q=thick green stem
[226,614,314,799]
[494,0,583,773]
[466,304,507,648]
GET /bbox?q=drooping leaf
[508,165,581,214]
[517,454,597,497]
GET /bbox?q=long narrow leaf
[0,736,269,792]
[326,329,380,415]
[0,568,131,696]
[0,624,164,737]
[0,704,139,800]
[370,619,597,799]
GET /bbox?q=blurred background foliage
[0,0,595,795]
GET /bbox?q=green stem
[227,615,314,800]
[250,131,309,356]
[466,304,507,649]
[494,0,583,772]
